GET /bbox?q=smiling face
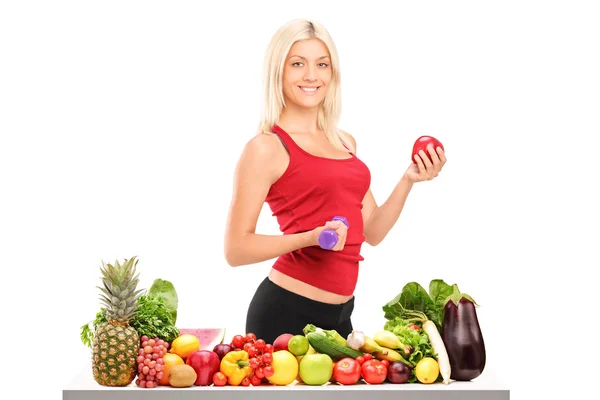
[282,38,332,110]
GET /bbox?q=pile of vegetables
[382,279,486,383]
[382,318,437,382]
[81,278,180,347]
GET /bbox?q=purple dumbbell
[318,216,349,250]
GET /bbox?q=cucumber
[306,332,363,361]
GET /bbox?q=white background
[1,1,599,399]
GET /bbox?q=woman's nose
[303,66,317,81]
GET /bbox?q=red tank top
[265,124,372,296]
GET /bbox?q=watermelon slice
[177,328,226,350]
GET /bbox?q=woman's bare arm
[224,134,316,267]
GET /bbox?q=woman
[224,19,446,344]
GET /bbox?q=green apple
[299,353,333,385]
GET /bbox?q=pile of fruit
[130,325,443,388]
[82,257,486,388]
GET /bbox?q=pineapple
[92,257,144,386]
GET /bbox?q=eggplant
[442,297,486,381]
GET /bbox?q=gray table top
[63,362,509,400]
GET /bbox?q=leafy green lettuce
[382,279,477,334]
[382,279,454,333]
[383,317,438,383]
[148,278,178,325]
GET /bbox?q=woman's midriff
[268,268,354,305]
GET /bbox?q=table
[63,363,509,400]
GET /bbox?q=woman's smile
[298,86,321,95]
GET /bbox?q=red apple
[273,333,294,352]
[186,350,221,386]
[412,135,444,164]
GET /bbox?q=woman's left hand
[404,145,446,183]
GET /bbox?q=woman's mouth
[298,86,320,95]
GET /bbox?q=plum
[212,343,232,361]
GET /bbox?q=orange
[169,334,200,360]
[159,353,185,385]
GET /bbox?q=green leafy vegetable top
[382,279,476,333]
[147,278,178,325]
[383,317,438,383]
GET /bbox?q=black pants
[245,277,355,345]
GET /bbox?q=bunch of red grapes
[230,333,275,386]
[135,335,169,388]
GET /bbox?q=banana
[373,347,412,368]
[359,336,383,353]
[373,330,402,349]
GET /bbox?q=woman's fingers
[414,153,426,174]
[332,222,347,251]
[427,145,442,174]
[436,146,447,165]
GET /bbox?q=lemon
[415,357,440,384]
[170,334,200,360]
[267,350,299,386]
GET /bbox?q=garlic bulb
[347,330,365,351]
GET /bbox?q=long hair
[257,19,347,151]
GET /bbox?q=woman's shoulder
[243,131,286,158]
[337,128,358,154]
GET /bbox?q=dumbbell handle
[318,216,349,250]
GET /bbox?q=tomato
[363,353,373,361]
[263,365,274,377]
[361,359,388,384]
[245,333,257,343]
[262,352,273,364]
[254,339,266,351]
[332,358,361,385]
[355,356,365,365]
[251,375,262,386]
[212,372,227,386]
[254,367,265,379]
[380,359,390,368]
[407,323,420,331]
[231,335,245,349]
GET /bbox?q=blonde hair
[257,19,348,151]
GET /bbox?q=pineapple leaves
[83,257,179,348]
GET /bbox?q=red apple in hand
[412,135,444,164]
[273,333,294,352]
[186,350,221,386]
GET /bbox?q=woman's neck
[278,105,320,135]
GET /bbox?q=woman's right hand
[311,219,348,251]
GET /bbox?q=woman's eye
[291,62,329,67]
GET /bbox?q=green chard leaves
[382,279,476,334]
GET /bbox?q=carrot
[394,308,451,385]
